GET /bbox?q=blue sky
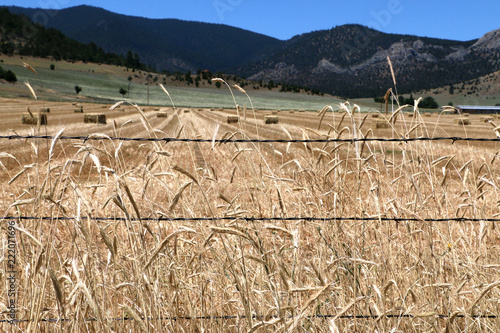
[2,0,499,41]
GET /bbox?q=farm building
[455,105,500,114]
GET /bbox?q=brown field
[1,96,500,332]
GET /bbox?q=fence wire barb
[1,313,497,324]
[2,216,500,223]
[1,134,500,144]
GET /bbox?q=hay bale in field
[423,113,432,117]
[22,113,47,125]
[480,116,494,122]
[153,108,160,111]
[461,113,470,117]
[157,112,168,118]
[371,113,380,118]
[272,110,278,114]
[265,116,279,124]
[40,107,50,113]
[102,105,108,109]
[289,110,295,113]
[72,102,77,106]
[406,113,414,118]
[74,106,83,113]
[299,110,305,112]
[219,108,224,111]
[227,115,239,124]
[84,113,106,124]
[454,118,471,125]
[183,109,190,113]
[374,119,390,129]
[210,108,215,111]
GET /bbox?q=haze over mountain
[5,5,500,98]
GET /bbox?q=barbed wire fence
[1,133,499,326]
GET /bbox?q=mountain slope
[242,24,500,97]
[0,7,146,69]
[6,5,283,72]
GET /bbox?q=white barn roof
[456,105,500,110]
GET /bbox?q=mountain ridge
[5,5,283,73]
[4,5,500,98]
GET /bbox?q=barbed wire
[1,313,497,324]
[1,134,499,144]
[2,216,500,223]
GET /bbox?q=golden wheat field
[1,88,500,332]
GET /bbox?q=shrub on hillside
[0,66,17,82]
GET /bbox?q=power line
[1,134,499,144]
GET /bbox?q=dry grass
[1,93,499,332]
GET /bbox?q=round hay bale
[40,107,50,113]
[153,108,160,111]
[371,113,380,118]
[406,113,414,118]
[22,113,47,125]
[272,110,278,114]
[227,115,239,124]
[461,113,470,117]
[299,110,305,112]
[454,118,471,125]
[157,112,168,118]
[375,119,390,129]
[84,113,106,124]
[289,110,295,113]
[183,109,190,113]
[423,113,432,117]
[74,107,83,113]
[265,116,279,124]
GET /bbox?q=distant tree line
[0,8,149,70]
[166,69,324,95]
[374,94,439,108]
